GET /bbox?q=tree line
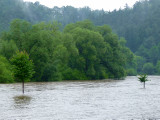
[0,19,136,83]
[0,0,160,75]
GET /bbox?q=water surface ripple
[1,76,160,119]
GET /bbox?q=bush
[0,55,14,83]
[126,68,137,76]
[62,68,87,80]
[142,62,155,75]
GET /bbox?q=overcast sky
[23,0,140,11]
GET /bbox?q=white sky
[23,0,140,11]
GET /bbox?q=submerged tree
[11,51,34,94]
[1,19,134,81]
[138,74,149,88]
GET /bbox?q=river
[0,76,160,119]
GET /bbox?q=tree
[138,74,149,88]
[10,51,34,94]
[28,22,62,81]
[64,21,129,79]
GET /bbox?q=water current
[0,76,160,119]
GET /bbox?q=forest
[0,19,135,82]
[0,0,160,82]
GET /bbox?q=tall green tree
[11,51,34,94]
[64,20,128,79]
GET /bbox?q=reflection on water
[0,76,160,119]
[13,95,31,109]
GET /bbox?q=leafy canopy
[138,74,148,83]
[10,51,34,82]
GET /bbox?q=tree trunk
[22,80,24,94]
[144,81,145,89]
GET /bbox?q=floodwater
[1,76,160,120]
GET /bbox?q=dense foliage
[0,19,134,82]
[0,0,160,75]
[10,51,34,82]
[10,51,34,93]
[0,55,14,83]
[0,0,160,83]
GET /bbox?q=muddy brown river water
[0,76,160,119]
